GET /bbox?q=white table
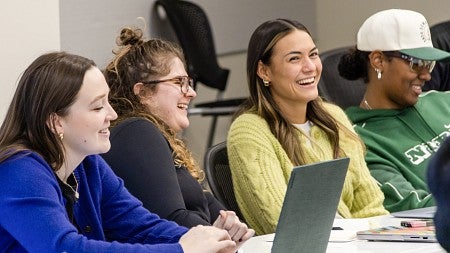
[240,215,446,253]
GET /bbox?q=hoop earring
[59,133,64,141]
[375,68,382,80]
[263,80,270,87]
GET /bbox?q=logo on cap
[419,21,431,43]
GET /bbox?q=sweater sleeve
[327,104,389,217]
[0,153,187,253]
[102,118,214,227]
[90,156,189,244]
[347,109,435,212]
[204,191,226,222]
[343,153,391,217]
[227,114,289,235]
[369,161,434,212]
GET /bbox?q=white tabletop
[240,215,446,253]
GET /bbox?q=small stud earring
[263,80,270,87]
[59,133,64,141]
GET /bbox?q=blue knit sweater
[0,152,188,252]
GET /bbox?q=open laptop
[391,206,437,219]
[270,157,350,253]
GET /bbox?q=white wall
[315,0,450,51]
[59,0,316,67]
[59,0,154,70]
[0,0,60,120]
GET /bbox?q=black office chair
[318,46,366,109]
[203,141,246,222]
[154,0,246,148]
[424,20,450,91]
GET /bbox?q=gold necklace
[65,173,79,200]
[363,97,373,110]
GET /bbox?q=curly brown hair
[104,27,203,181]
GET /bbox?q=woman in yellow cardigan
[227,18,388,235]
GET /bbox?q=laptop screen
[391,206,436,219]
[272,158,350,253]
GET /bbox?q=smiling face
[56,67,118,159]
[140,57,197,133]
[377,53,432,108]
[257,30,321,121]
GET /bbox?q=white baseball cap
[357,9,450,61]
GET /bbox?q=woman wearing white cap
[339,9,450,212]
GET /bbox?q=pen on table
[332,226,343,230]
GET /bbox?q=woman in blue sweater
[0,51,237,252]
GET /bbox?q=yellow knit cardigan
[227,103,388,235]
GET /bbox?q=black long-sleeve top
[102,117,225,228]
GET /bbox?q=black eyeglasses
[141,76,194,94]
[382,51,436,73]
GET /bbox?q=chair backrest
[424,20,450,91]
[431,20,450,51]
[154,0,229,91]
[203,141,245,221]
[318,46,367,109]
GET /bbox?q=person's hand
[213,210,255,251]
[179,225,236,253]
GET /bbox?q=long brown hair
[0,52,96,171]
[238,19,344,165]
[104,27,203,180]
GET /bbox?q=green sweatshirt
[346,90,450,212]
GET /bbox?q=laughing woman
[340,9,450,212]
[227,18,388,235]
[102,27,253,249]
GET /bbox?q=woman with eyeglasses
[102,27,254,249]
[339,9,450,212]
